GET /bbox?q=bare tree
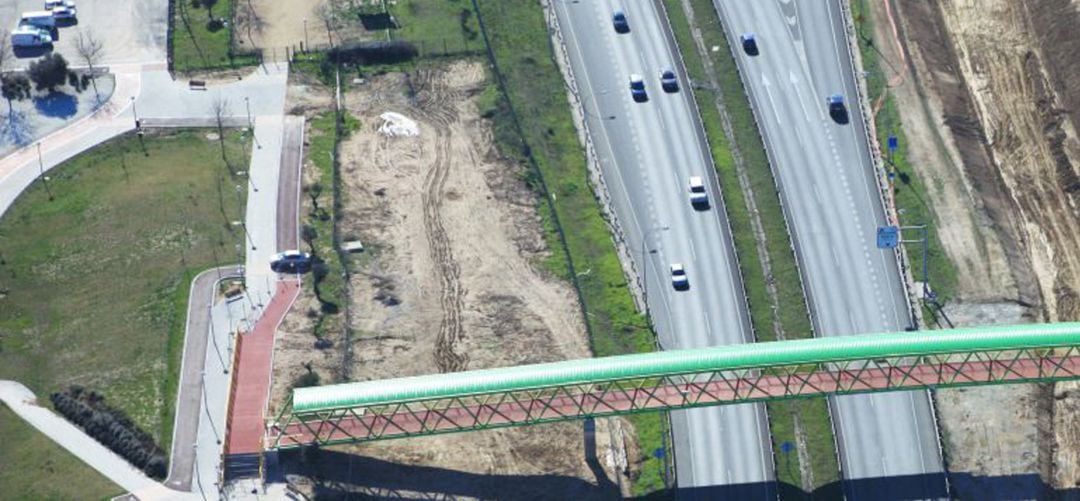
[74,29,105,104]
[317,1,340,49]
[210,95,232,172]
[0,28,11,75]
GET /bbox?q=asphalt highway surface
[714,1,946,498]
[553,0,775,497]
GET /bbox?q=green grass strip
[0,403,122,499]
[663,0,841,493]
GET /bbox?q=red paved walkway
[225,280,300,455]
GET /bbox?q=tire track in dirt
[409,69,469,373]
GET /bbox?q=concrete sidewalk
[165,266,243,493]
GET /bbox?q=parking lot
[0,0,168,69]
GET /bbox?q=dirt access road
[871,0,1080,493]
[269,62,628,498]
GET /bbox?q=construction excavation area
[267,62,627,498]
[869,0,1080,495]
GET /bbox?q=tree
[0,28,11,74]
[199,0,218,20]
[74,29,105,103]
[209,95,231,172]
[27,53,69,92]
[1,74,31,118]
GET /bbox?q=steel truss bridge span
[269,323,1080,449]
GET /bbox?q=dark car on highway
[613,10,630,33]
[827,94,849,124]
[741,33,759,55]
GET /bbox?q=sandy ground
[271,61,627,498]
[883,0,1080,491]
[237,0,378,59]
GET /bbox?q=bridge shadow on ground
[273,418,621,500]
[275,448,620,500]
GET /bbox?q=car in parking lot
[827,94,848,123]
[741,33,759,55]
[670,263,689,290]
[660,69,679,92]
[50,5,76,20]
[44,0,76,9]
[629,74,647,102]
[688,176,709,209]
[270,250,313,273]
[612,10,629,33]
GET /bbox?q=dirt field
[879,0,1080,492]
[237,0,379,58]
[271,61,628,498]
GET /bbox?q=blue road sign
[888,135,898,152]
[780,441,795,454]
[653,447,666,459]
[877,226,899,249]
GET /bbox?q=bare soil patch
[236,0,375,58]
[274,61,625,498]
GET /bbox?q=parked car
[270,250,313,273]
[629,74,647,102]
[11,25,52,48]
[741,33,759,55]
[660,69,679,93]
[827,94,848,123]
[50,5,76,20]
[670,263,689,290]
[20,10,57,29]
[613,10,629,33]
[44,0,76,9]
[688,176,709,209]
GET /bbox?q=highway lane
[552,0,775,495]
[714,0,946,497]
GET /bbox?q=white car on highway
[670,263,689,290]
[688,175,708,208]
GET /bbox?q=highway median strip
[662,0,841,494]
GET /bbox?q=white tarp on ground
[377,112,419,137]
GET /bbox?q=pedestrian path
[224,280,301,458]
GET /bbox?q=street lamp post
[641,225,670,315]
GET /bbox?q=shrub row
[50,386,167,480]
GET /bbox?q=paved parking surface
[0,0,167,69]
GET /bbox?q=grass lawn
[0,129,250,457]
[172,0,259,71]
[0,404,121,500]
[662,0,840,493]
[473,0,667,495]
[385,0,482,56]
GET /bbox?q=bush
[49,386,167,480]
[28,54,69,92]
[327,41,418,65]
